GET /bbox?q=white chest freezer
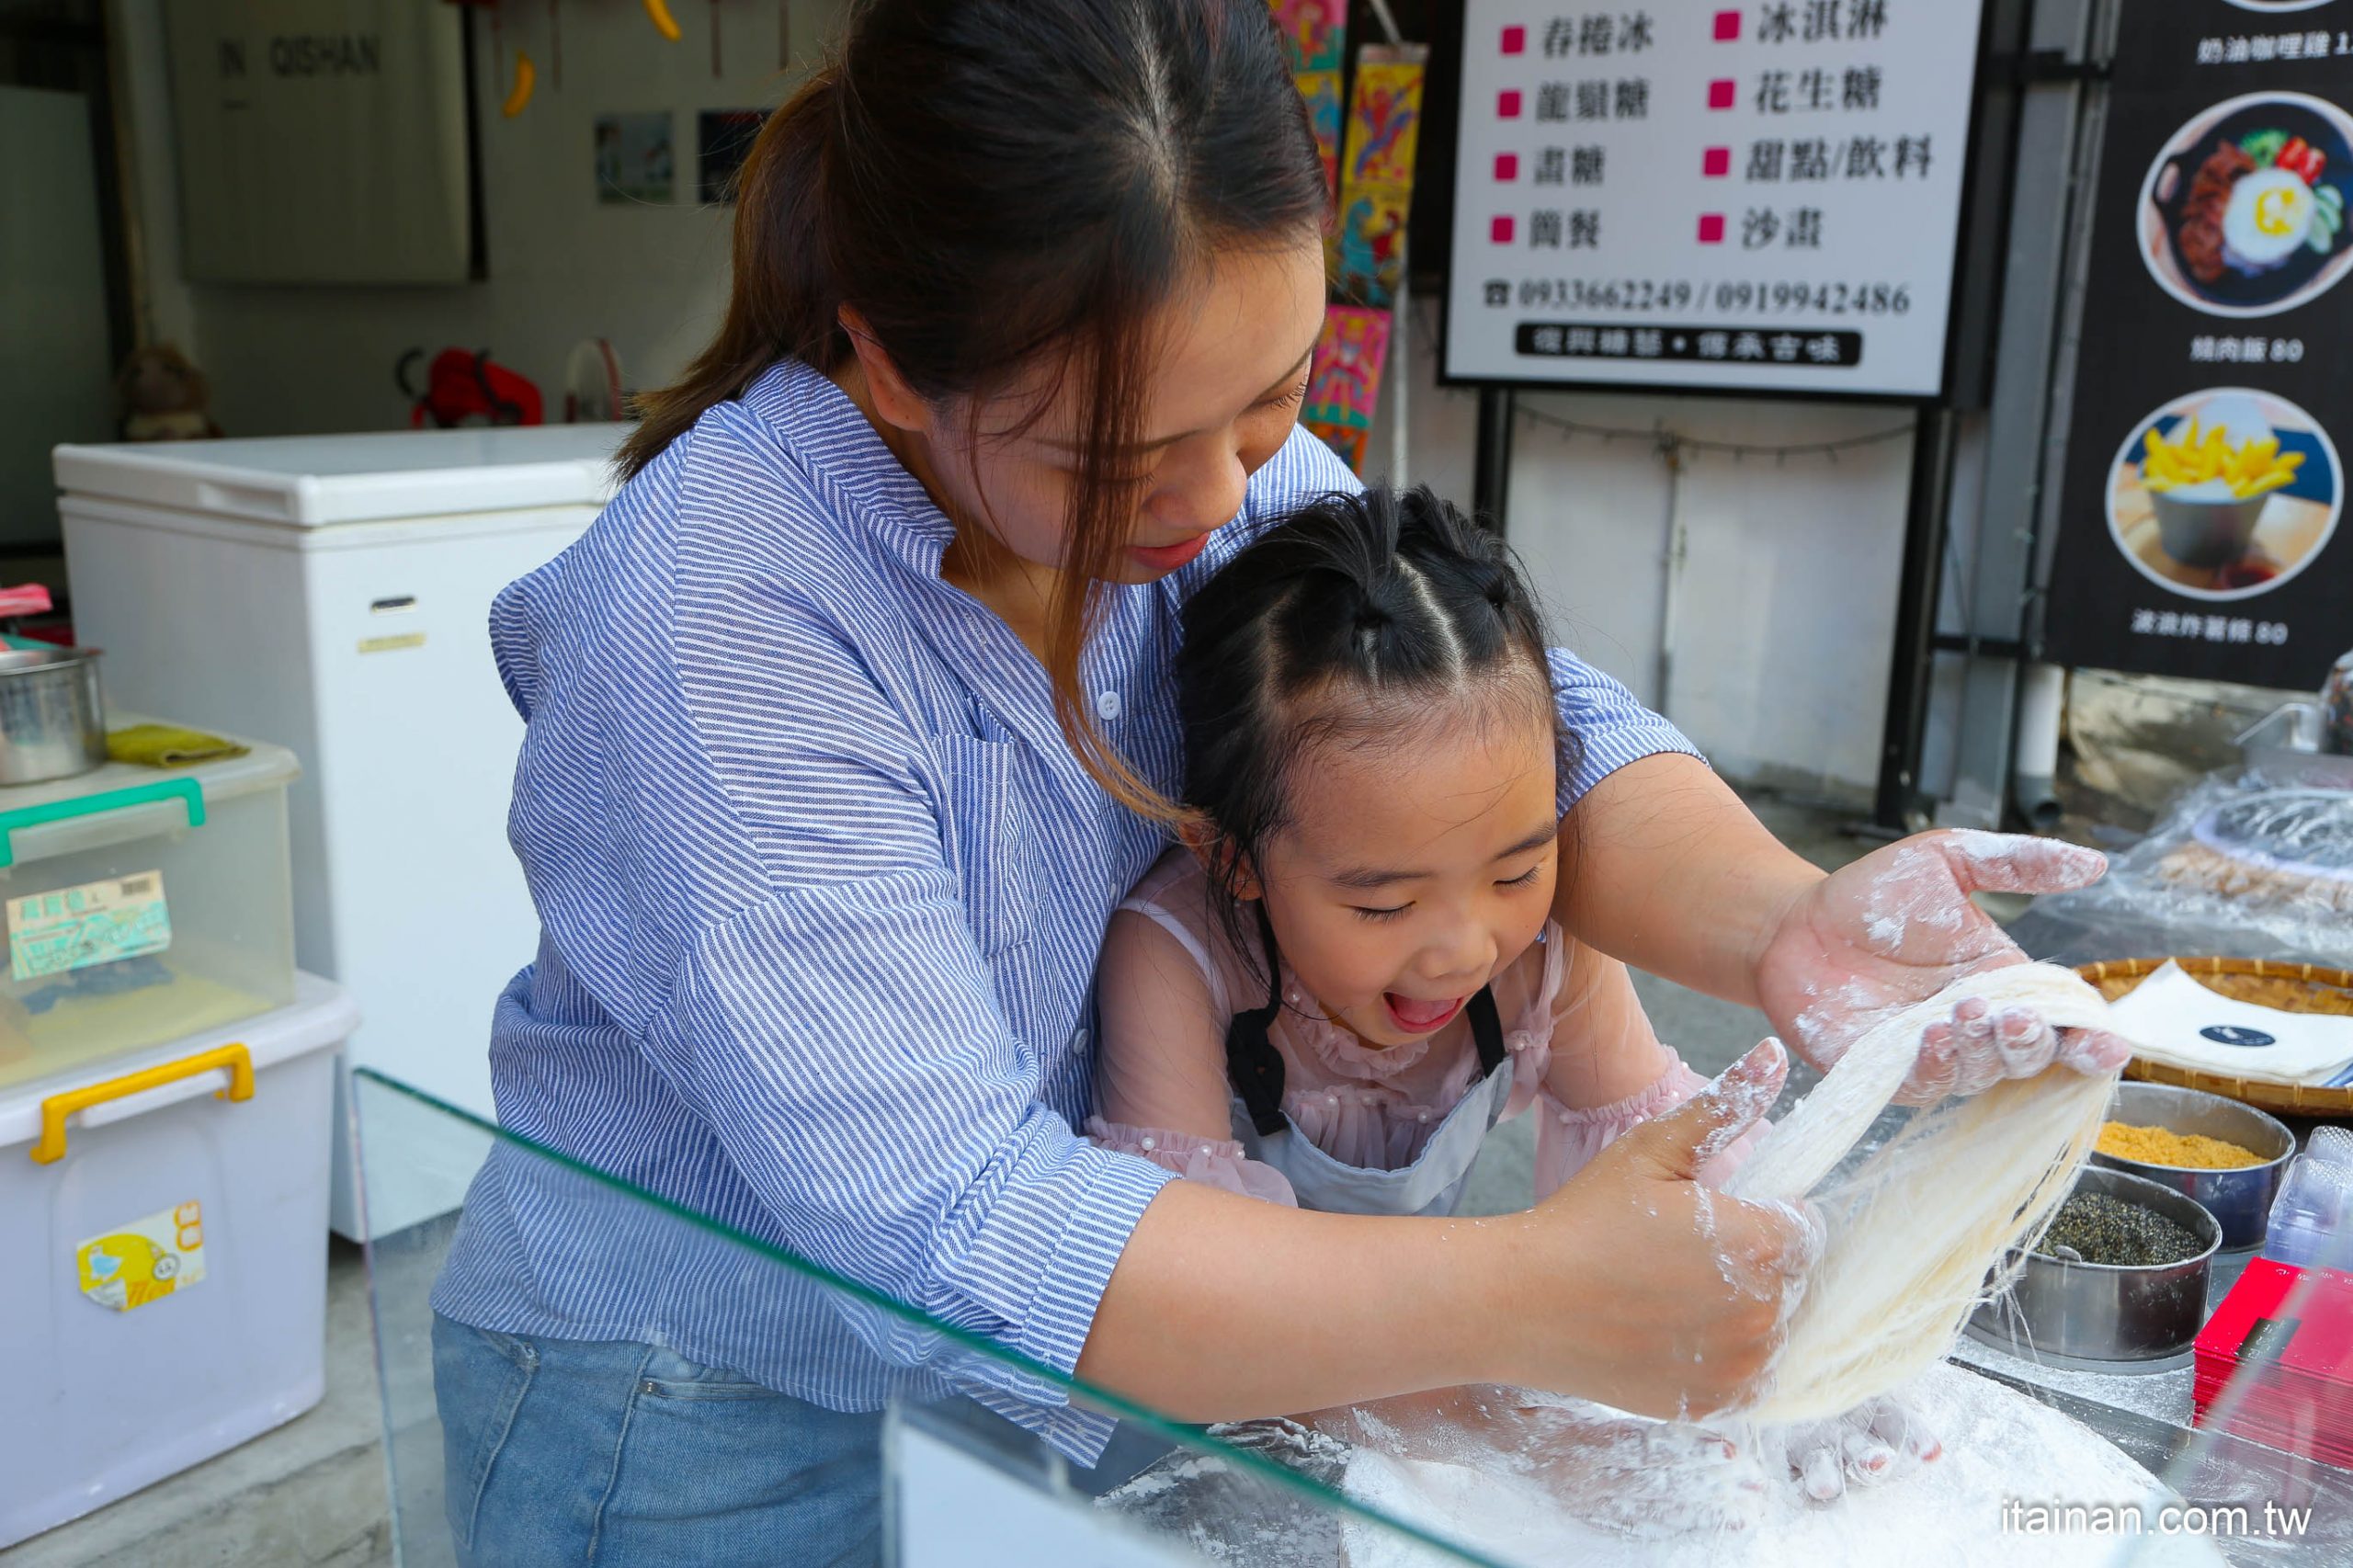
[52,425,625,1236]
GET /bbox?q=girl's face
[862,237,1327,584]
[1245,701,1561,1048]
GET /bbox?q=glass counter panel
[350,1068,1495,1568]
[355,1067,2353,1565]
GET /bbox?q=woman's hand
[1752,830,2131,1106]
[1513,1039,1819,1421]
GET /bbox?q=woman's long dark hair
[1176,485,1581,958]
[622,0,1327,812]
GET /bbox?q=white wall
[1370,302,1916,800]
[109,0,1915,800]
[112,0,833,437]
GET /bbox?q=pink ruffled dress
[1087,851,1728,1215]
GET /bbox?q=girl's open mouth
[1383,993,1464,1034]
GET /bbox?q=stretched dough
[1722,963,2123,1425]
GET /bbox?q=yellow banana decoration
[502,51,536,118]
[643,0,683,41]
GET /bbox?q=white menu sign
[1445,0,1984,396]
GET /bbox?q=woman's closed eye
[1498,865,1545,890]
[1256,375,1309,414]
[1350,901,1412,922]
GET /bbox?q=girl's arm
[1090,910,1297,1206]
[1093,910,1244,1141]
[1533,936,1756,1196]
[1538,937,1677,1111]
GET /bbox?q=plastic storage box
[0,732,297,1095]
[0,973,358,1547]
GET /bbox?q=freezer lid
[51,425,628,526]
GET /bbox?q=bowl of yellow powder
[2090,1083,2295,1250]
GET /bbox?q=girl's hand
[1752,830,2131,1106]
[1506,1397,1768,1535]
[1767,1392,1941,1503]
[1516,1039,1819,1421]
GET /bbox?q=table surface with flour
[1095,962,2353,1567]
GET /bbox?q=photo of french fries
[2106,388,2341,598]
[2140,418,2305,499]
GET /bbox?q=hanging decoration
[642,0,683,41]
[1297,70,1342,209]
[1302,305,1392,474]
[502,51,536,117]
[1333,44,1425,308]
[1267,0,1345,73]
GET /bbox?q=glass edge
[349,1065,1503,1566]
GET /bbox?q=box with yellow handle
[0,975,356,1549]
[0,723,299,1102]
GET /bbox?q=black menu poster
[2045,2,2353,687]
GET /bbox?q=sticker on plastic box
[7,870,172,983]
[77,1200,205,1312]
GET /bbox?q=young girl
[1088,486,1944,1526]
[1088,483,1750,1216]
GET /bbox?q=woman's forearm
[1553,754,1822,1006]
[1076,1180,1520,1420]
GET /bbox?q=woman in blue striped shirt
[429,1,2126,1561]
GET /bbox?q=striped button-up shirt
[432,358,1699,1455]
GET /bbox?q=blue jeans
[432,1314,882,1567]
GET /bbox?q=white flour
[1340,1363,2228,1568]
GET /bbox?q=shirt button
[1096,689,1122,721]
[1140,1136,1156,1151]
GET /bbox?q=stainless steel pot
[1968,1166,2221,1363]
[2091,1082,2294,1251]
[0,646,107,785]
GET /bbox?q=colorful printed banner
[1297,70,1342,206]
[1302,304,1392,474]
[1268,0,1346,74]
[1335,45,1427,307]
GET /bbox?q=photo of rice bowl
[2140,93,2353,316]
[2106,388,2341,601]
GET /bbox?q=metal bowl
[1968,1166,2221,1363]
[0,647,105,786]
[2091,1082,2294,1251]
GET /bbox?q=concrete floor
[13,790,1882,1567]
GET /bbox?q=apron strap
[1223,905,1513,1138]
[1466,987,1507,1078]
[1223,903,1289,1138]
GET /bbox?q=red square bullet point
[1501,24,1526,54]
[1703,146,1732,177]
[1707,79,1736,110]
[1498,89,1523,119]
[1492,215,1516,244]
[1698,213,1726,244]
[1713,10,1741,40]
[1495,153,1519,181]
